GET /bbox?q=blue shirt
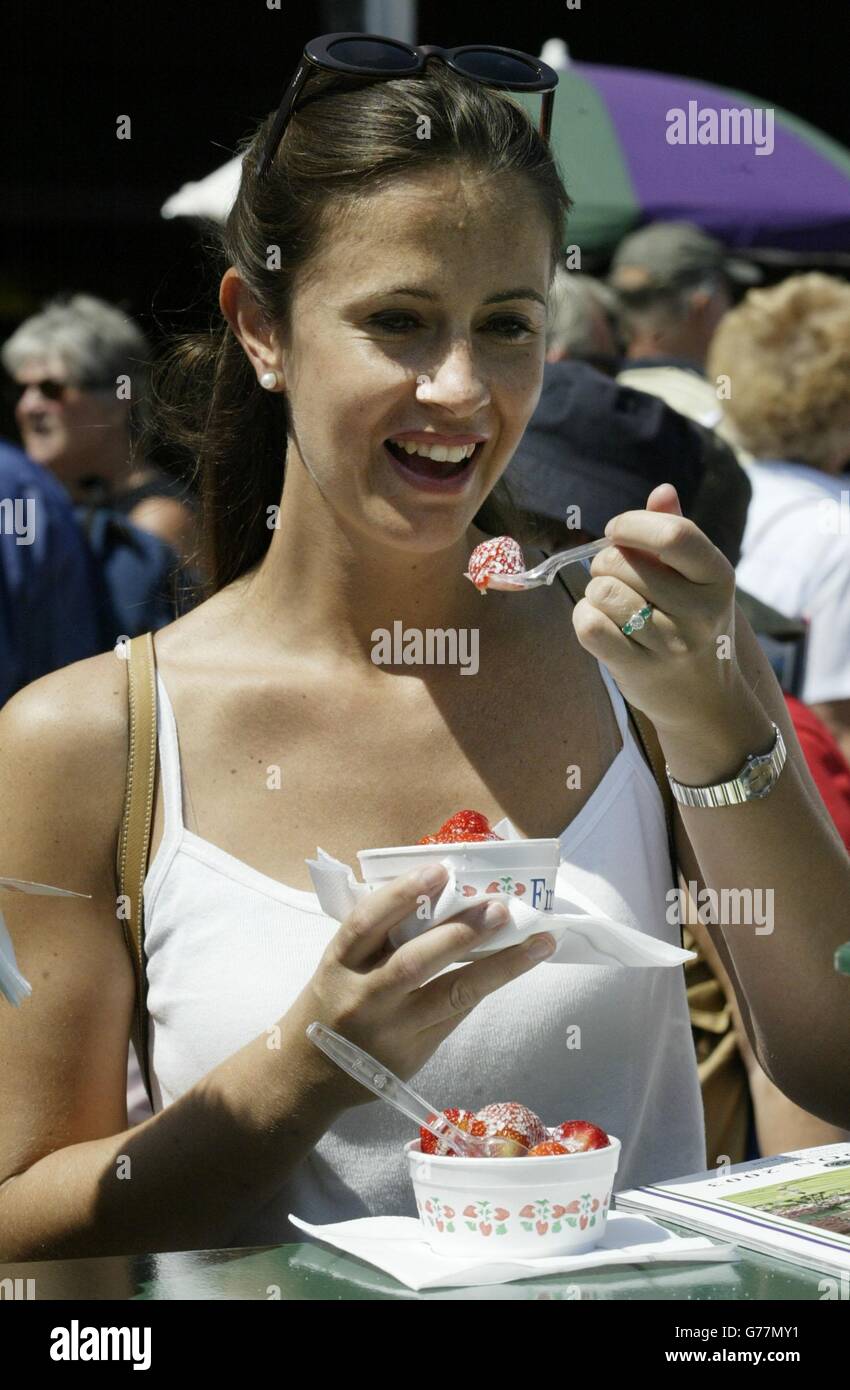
[0,441,102,707]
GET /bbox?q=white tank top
[142,659,705,1245]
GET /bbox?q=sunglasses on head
[258,32,559,179]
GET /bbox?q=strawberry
[528,1141,569,1157]
[418,833,498,844]
[418,809,503,845]
[465,535,525,592]
[419,1107,486,1157]
[551,1120,610,1153]
[475,1101,548,1150]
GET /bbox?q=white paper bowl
[406,1134,621,1258]
[358,838,560,913]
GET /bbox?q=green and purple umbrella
[516,61,850,255]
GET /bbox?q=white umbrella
[161,1,418,225]
[160,154,243,224]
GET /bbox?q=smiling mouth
[384,439,483,480]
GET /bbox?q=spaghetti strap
[154,671,186,835]
[554,557,630,749]
[595,660,629,742]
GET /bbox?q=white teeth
[390,440,477,464]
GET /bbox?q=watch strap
[666,722,786,808]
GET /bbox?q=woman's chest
[150,642,628,893]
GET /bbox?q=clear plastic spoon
[479,536,609,592]
[306,1021,528,1157]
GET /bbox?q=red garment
[785,694,850,852]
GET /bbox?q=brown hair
[149,64,572,596]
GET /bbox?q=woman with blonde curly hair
[707,273,850,763]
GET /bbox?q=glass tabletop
[0,1217,831,1300]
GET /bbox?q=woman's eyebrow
[484,288,547,307]
[363,285,547,307]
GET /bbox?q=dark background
[3,0,848,361]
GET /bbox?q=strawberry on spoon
[465,533,609,593]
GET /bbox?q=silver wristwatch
[665,722,787,808]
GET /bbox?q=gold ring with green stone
[621,604,653,637]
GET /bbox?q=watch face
[741,762,774,797]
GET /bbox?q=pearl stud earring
[259,370,279,390]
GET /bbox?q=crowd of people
[2,216,849,1183]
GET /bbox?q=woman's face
[278,164,553,554]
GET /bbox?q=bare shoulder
[0,648,130,890]
[0,646,129,736]
[0,652,147,1182]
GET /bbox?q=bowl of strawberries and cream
[357,810,560,928]
[406,1100,620,1257]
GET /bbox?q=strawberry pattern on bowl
[415,1189,613,1240]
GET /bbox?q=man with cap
[610,221,761,462]
[610,220,761,372]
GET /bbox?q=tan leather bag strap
[116,631,158,1106]
[556,564,680,908]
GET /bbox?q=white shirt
[137,661,705,1245]
[735,460,850,705]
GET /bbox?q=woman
[1,51,848,1262]
[707,273,850,769]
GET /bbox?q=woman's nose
[419,339,491,414]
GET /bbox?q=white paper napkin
[288,1210,739,1290]
[289,1239,744,1299]
[0,878,91,1005]
[306,820,695,968]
